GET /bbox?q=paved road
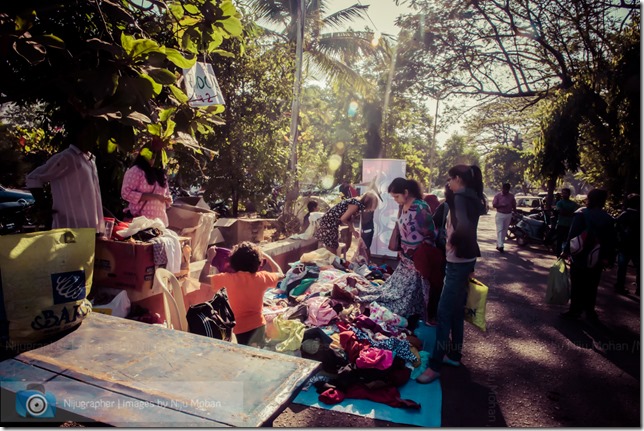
[274,211,640,427]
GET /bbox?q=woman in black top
[418,164,484,384]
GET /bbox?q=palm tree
[251,0,387,93]
[250,0,389,177]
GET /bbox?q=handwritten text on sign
[183,62,225,107]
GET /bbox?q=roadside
[274,210,640,427]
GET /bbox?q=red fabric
[423,194,441,214]
[339,329,371,363]
[321,384,421,409]
[319,387,346,404]
[413,242,446,321]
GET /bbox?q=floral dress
[314,198,365,250]
[377,199,435,319]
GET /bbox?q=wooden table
[0,313,320,427]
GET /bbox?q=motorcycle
[0,199,36,235]
[507,209,557,253]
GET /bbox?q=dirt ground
[272,211,641,427]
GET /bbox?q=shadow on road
[554,318,640,381]
[441,365,507,427]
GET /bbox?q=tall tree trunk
[288,0,304,197]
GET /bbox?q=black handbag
[186,288,236,341]
[388,205,403,252]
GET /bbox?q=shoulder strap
[442,203,449,227]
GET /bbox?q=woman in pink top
[121,140,172,226]
[199,241,285,347]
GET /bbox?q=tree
[436,134,481,184]
[483,146,530,193]
[394,0,640,204]
[0,0,243,155]
[174,26,294,217]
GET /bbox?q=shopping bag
[545,258,570,305]
[0,228,95,350]
[465,278,488,331]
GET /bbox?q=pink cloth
[26,145,105,233]
[121,165,172,226]
[304,296,338,326]
[355,347,394,370]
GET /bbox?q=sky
[324,0,457,145]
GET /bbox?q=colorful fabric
[399,199,436,256]
[269,314,307,352]
[375,256,429,319]
[355,347,394,370]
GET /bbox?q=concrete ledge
[260,237,320,272]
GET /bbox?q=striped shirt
[26,145,104,234]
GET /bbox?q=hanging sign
[183,62,225,107]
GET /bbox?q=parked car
[0,185,36,234]
[0,185,35,204]
[515,195,542,213]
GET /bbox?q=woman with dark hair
[314,191,379,255]
[417,164,484,384]
[121,138,172,226]
[376,178,436,320]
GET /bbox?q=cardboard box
[213,218,267,247]
[94,239,156,291]
[167,204,216,231]
[167,204,217,262]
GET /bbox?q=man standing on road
[492,183,516,253]
[554,188,579,256]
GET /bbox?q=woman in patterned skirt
[314,191,379,255]
[377,178,436,320]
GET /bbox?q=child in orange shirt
[199,241,284,347]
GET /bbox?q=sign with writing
[183,62,225,107]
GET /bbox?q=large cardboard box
[167,204,217,261]
[94,240,156,291]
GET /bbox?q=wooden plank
[12,313,320,427]
[0,359,225,426]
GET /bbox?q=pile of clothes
[262,248,432,410]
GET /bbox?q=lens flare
[321,175,334,189]
[328,154,342,171]
[371,31,381,47]
[348,101,359,117]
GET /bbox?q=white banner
[361,159,406,257]
[183,62,225,107]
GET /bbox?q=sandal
[416,368,440,384]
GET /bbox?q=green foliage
[175,30,294,216]
[483,146,529,192]
[435,134,481,184]
[0,0,244,156]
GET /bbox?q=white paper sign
[183,62,225,107]
[361,158,407,258]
